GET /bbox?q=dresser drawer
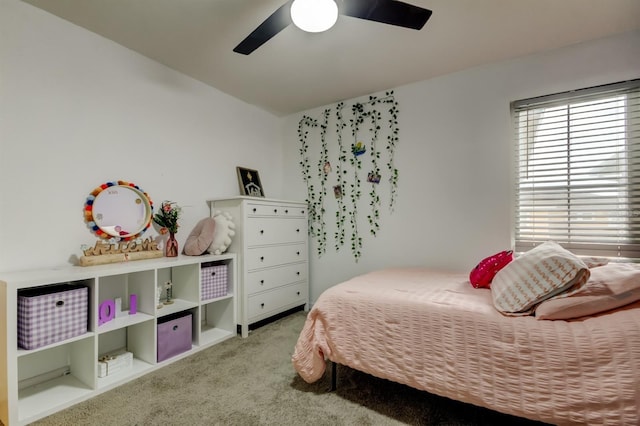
[247,203,306,218]
[246,244,307,270]
[246,217,307,246]
[246,263,308,295]
[247,282,308,320]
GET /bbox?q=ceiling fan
[233,0,433,55]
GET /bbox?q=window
[512,80,640,259]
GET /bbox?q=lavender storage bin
[18,284,88,350]
[157,312,192,362]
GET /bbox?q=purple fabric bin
[157,312,192,362]
[18,285,88,350]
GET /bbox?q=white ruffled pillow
[208,211,236,255]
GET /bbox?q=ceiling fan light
[290,0,338,33]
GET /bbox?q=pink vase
[165,232,178,257]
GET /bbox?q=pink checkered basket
[201,263,228,301]
[18,285,88,350]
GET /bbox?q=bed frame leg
[330,361,337,391]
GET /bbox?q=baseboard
[237,305,306,335]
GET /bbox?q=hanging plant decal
[314,108,331,256]
[298,115,320,240]
[386,93,400,211]
[366,103,382,237]
[298,90,400,261]
[334,102,347,251]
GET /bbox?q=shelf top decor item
[153,201,182,258]
[84,180,153,240]
[236,167,264,197]
[153,201,182,235]
[80,180,162,266]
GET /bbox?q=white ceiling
[22,0,640,116]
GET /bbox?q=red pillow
[469,250,513,289]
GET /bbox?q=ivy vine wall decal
[298,91,399,261]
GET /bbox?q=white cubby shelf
[0,253,237,425]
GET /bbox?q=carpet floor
[32,311,549,425]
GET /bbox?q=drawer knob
[260,230,264,235]
[253,208,257,213]
[296,271,300,276]
[296,251,300,256]
[173,325,179,331]
[274,209,278,213]
[260,279,264,285]
[260,256,265,262]
[297,291,301,296]
[296,229,300,233]
[260,303,265,308]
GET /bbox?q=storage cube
[98,348,133,378]
[201,263,228,300]
[157,312,192,362]
[18,285,88,350]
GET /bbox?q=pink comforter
[292,268,640,425]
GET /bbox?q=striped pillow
[491,241,590,316]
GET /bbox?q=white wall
[281,30,640,303]
[0,0,282,271]
[2,0,639,301]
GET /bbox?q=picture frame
[236,167,264,197]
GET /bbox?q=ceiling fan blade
[234,1,293,55]
[341,0,432,30]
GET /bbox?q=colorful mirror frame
[84,180,153,241]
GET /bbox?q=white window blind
[512,79,640,259]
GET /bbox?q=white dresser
[208,197,309,337]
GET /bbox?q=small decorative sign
[79,237,162,266]
[236,166,265,197]
[82,237,158,256]
[99,294,138,325]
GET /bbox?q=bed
[292,267,640,425]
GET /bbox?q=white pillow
[208,211,236,255]
[491,241,590,316]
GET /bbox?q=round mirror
[84,181,153,240]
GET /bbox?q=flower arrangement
[153,201,181,235]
